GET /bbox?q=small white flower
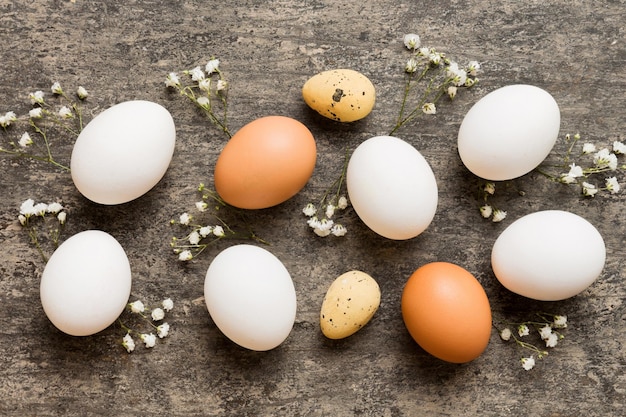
[0,111,17,128]
[447,86,457,99]
[151,308,165,321]
[560,174,577,184]
[545,332,559,348]
[302,203,316,217]
[539,325,553,340]
[179,212,191,225]
[212,225,225,237]
[188,231,201,245]
[157,322,170,338]
[199,226,212,238]
[162,298,174,312]
[582,143,597,154]
[18,132,33,147]
[196,96,210,110]
[58,106,73,119]
[198,78,211,92]
[492,209,507,222]
[51,82,63,95]
[33,202,48,216]
[330,224,347,237]
[307,216,321,229]
[29,91,45,105]
[606,176,620,194]
[47,202,63,214]
[325,204,336,219]
[500,328,512,341]
[464,77,477,87]
[518,324,530,337]
[418,47,430,57]
[483,182,496,195]
[593,148,617,170]
[582,182,598,197]
[405,58,418,73]
[314,226,331,237]
[57,211,67,225]
[122,333,135,353]
[403,33,421,50]
[567,163,584,178]
[479,205,493,219]
[521,356,536,371]
[553,315,567,328]
[76,86,88,99]
[178,250,193,261]
[467,60,481,76]
[613,141,626,154]
[165,72,181,88]
[337,196,348,210]
[428,52,442,65]
[18,214,27,226]
[129,300,145,314]
[195,201,208,212]
[205,58,220,74]
[29,107,43,119]
[422,102,436,115]
[20,199,36,217]
[216,80,228,91]
[189,66,205,81]
[140,333,157,348]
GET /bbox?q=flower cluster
[390,33,480,135]
[120,298,174,353]
[170,183,266,260]
[165,58,231,138]
[0,82,88,171]
[18,198,67,262]
[477,182,507,223]
[540,133,625,196]
[498,313,567,370]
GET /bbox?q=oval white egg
[204,244,297,351]
[40,230,132,336]
[346,136,438,240]
[458,84,560,181]
[71,100,176,205]
[491,210,605,301]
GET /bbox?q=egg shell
[40,230,132,336]
[401,262,492,363]
[302,69,376,122]
[491,210,605,301]
[214,116,317,209]
[71,100,176,205]
[320,270,381,339]
[204,244,297,351]
[347,136,438,240]
[457,84,560,181]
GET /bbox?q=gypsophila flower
[189,231,201,245]
[162,298,174,312]
[51,82,63,95]
[593,148,618,170]
[492,209,507,223]
[129,300,145,314]
[58,106,73,119]
[582,182,598,196]
[195,201,208,212]
[403,33,421,50]
[500,328,512,341]
[0,111,17,128]
[212,225,225,237]
[467,61,481,76]
[545,332,559,348]
[518,324,530,337]
[330,224,347,237]
[157,323,170,338]
[151,308,165,321]
[18,215,27,226]
[325,204,336,219]
[606,176,620,193]
[205,58,220,74]
[405,58,419,73]
[553,315,567,328]
[480,204,493,219]
[46,202,63,214]
[199,226,212,237]
[302,203,316,217]
[198,78,211,92]
[484,182,496,195]
[582,143,597,154]
[29,107,43,119]
[337,196,348,210]
[613,141,626,154]
[567,163,584,178]
[539,325,553,340]
[57,211,66,225]
[179,212,191,225]
[19,132,33,147]
[216,79,228,91]
[179,249,193,261]
[76,86,88,99]
[165,72,181,88]
[33,202,48,216]
[196,96,210,110]
[29,90,45,105]
[140,333,157,348]
[447,86,457,99]
[122,333,135,353]
[422,102,436,115]
[521,356,536,371]
[189,66,205,81]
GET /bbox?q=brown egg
[401,262,492,363]
[214,116,317,209]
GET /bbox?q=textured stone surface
[1,0,625,416]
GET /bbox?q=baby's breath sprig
[165,58,231,138]
[17,198,67,262]
[537,133,626,197]
[170,183,267,261]
[119,298,174,353]
[477,181,508,223]
[496,312,568,371]
[0,82,89,171]
[389,33,480,136]
[302,148,350,237]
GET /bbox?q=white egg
[40,230,132,336]
[71,100,176,205]
[491,210,605,301]
[204,245,297,351]
[457,84,560,181]
[346,136,438,240]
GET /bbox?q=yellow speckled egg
[302,69,375,122]
[320,270,380,339]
